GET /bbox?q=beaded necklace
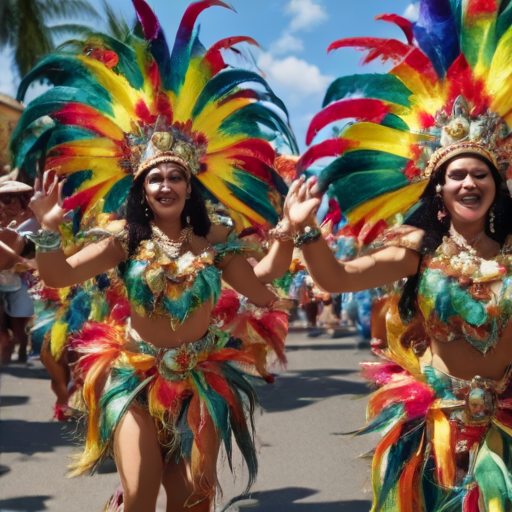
[150,222,193,259]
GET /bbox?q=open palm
[29,171,67,232]
[285,177,323,228]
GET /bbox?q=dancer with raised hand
[10,1,297,510]
[280,1,512,510]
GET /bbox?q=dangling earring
[186,215,191,225]
[145,207,150,218]
[435,183,447,222]
[489,205,496,234]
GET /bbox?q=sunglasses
[0,196,19,205]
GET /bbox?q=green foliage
[0,0,99,79]
[101,0,131,42]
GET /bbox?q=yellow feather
[85,176,125,211]
[487,24,512,118]
[391,66,443,110]
[50,320,69,360]
[430,408,455,488]
[346,181,427,225]
[52,138,122,158]
[198,159,267,227]
[463,13,497,80]
[385,297,423,378]
[173,58,209,122]
[49,157,122,176]
[78,55,148,131]
[193,98,253,150]
[342,123,433,159]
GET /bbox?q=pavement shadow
[0,495,52,511]
[258,368,368,413]
[0,396,30,407]
[0,364,49,380]
[287,342,365,352]
[239,487,370,511]
[0,420,77,455]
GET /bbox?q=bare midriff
[429,320,512,381]
[129,301,213,348]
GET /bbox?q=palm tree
[0,0,99,78]
[102,0,131,42]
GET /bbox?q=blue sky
[0,0,414,150]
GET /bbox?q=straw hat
[0,181,33,194]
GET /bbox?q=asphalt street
[0,329,377,512]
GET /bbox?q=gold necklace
[448,225,484,255]
[150,222,193,259]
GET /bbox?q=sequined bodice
[119,232,247,331]
[417,235,512,354]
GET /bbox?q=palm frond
[42,0,99,22]
[49,23,95,39]
[102,0,130,42]
[0,0,16,47]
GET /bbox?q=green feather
[103,176,133,213]
[497,3,512,40]
[474,431,512,507]
[190,372,232,461]
[14,86,114,139]
[99,368,153,443]
[449,281,487,326]
[380,114,409,131]
[10,115,55,170]
[220,103,299,155]
[323,74,412,108]
[193,69,289,119]
[328,169,410,214]
[226,171,280,225]
[318,150,409,191]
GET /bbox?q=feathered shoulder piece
[10,0,298,233]
[300,0,512,245]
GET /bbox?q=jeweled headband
[133,129,206,180]
[423,141,499,180]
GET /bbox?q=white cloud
[258,52,333,100]
[270,33,304,55]
[285,0,327,32]
[404,3,420,21]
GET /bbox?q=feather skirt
[69,323,263,502]
[359,357,512,512]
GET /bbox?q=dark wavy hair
[398,153,512,321]
[124,170,211,257]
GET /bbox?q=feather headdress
[10,0,297,232]
[299,0,512,245]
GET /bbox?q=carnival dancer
[10,1,297,510]
[278,1,512,510]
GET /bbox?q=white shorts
[3,281,34,318]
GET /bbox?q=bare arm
[0,241,28,271]
[36,237,125,288]
[221,254,277,306]
[253,239,294,283]
[301,236,420,293]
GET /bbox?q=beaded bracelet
[293,225,321,247]
[24,230,62,253]
[269,219,294,242]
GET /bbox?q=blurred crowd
[0,179,39,364]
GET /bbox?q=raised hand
[29,171,68,232]
[285,176,323,229]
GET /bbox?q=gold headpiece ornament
[422,96,506,179]
[132,118,207,180]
